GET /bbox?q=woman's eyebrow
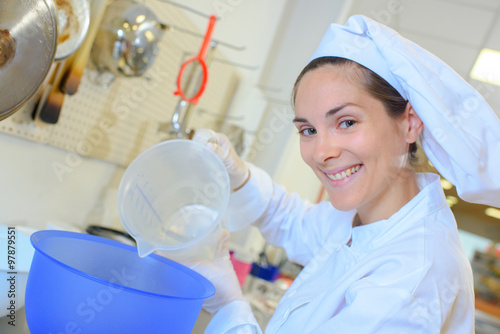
[293,103,357,123]
[325,103,354,118]
[292,117,308,123]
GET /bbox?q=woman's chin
[328,197,358,212]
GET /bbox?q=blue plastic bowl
[25,230,214,333]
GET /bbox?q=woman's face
[294,65,414,216]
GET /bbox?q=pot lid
[0,0,58,121]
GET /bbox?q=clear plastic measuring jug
[117,139,230,259]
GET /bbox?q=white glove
[183,230,246,314]
[193,129,250,191]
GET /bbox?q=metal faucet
[159,42,218,139]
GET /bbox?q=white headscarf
[311,15,500,208]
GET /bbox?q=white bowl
[0,225,37,318]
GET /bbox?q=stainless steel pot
[90,0,165,79]
[0,0,58,121]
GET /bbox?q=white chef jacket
[207,164,475,334]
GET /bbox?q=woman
[190,15,500,333]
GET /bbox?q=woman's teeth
[327,165,361,181]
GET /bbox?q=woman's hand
[193,129,250,191]
[182,230,246,314]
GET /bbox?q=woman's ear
[405,102,423,144]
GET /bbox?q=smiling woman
[182,14,500,334]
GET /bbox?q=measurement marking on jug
[134,185,162,225]
[5,226,17,326]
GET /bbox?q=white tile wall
[0,132,116,230]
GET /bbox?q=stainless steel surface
[476,309,500,334]
[0,305,212,333]
[0,307,30,334]
[192,309,212,333]
[0,0,58,120]
[90,0,164,78]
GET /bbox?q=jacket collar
[349,173,448,250]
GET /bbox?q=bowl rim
[30,230,215,300]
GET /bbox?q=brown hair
[292,56,418,163]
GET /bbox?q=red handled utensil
[173,15,217,104]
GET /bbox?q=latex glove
[193,129,250,191]
[183,230,246,314]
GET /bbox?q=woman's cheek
[299,140,313,166]
[345,131,370,155]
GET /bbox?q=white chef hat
[310,15,500,208]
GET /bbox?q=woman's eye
[299,128,317,136]
[339,120,356,129]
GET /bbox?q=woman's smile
[324,164,361,182]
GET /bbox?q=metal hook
[182,43,259,71]
[155,0,220,20]
[161,25,246,51]
[181,56,259,71]
[197,108,245,121]
[210,57,260,71]
[258,85,283,93]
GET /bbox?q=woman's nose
[313,133,341,162]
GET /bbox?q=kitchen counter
[192,309,213,333]
[3,301,497,333]
[0,307,30,334]
[0,306,212,334]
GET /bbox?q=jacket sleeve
[226,164,354,266]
